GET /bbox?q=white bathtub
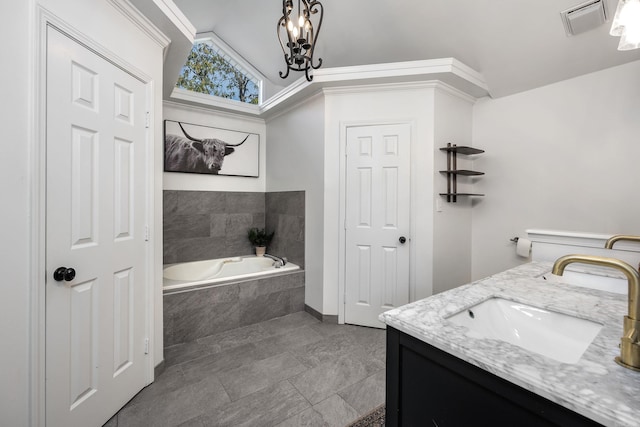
[163,255,300,292]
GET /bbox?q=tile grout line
[286,378,314,409]
[214,372,234,405]
[316,392,361,423]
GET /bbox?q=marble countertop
[379,261,640,427]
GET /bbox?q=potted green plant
[247,227,274,257]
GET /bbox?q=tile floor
[106,311,386,427]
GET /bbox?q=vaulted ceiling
[172,0,640,98]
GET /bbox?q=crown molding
[314,58,472,81]
[260,75,312,110]
[108,0,171,48]
[433,81,478,105]
[263,90,324,123]
[128,0,195,98]
[168,58,489,119]
[148,0,195,41]
[321,80,477,104]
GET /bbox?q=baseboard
[304,304,338,324]
[154,359,166,378]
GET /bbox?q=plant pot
[255,246,266,257]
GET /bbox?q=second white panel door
[344,124,411,328]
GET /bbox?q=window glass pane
[176,42,260,105]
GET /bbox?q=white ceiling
[172,0,640,98]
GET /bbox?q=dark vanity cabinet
[385,327,603,427]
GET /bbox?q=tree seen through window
[176,43,260,105]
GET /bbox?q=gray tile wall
[265,191,305,268]
[163,191,265,264]
[164,271,305,346]
[164,190,306,267]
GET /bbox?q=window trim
[179,31,265,105]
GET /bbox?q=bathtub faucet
[265,254,287,268]
[552,254,640,371]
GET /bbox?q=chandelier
[610,0,640,50]
[277,0,324,82]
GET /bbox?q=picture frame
[164,120,259,178]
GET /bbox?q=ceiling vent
[560,0,608,36]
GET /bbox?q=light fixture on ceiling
[610,0,640,50]
[277,0,323,82]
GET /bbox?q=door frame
[29,8,157,425]
[338,120,418,324]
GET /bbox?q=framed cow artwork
[164,120,260,177]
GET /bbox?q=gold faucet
[552,254,640,371]
[604,234,640,249]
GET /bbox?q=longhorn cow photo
[164,120,259,177]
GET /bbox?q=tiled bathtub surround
[265,191,305,268]
[164,271,305,346]
[163,190,305,266]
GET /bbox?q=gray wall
[164,190,305,266]
[266,191,305,268]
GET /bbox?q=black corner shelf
[440,143,484,203]
[439,146,484,155]
[439,170,485,176]
[439,193,485,197]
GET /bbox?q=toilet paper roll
[516,238,532,257]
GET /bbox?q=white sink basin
[447,297,602,364]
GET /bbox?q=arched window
[176,33,263,105]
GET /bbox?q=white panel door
[345,124,411,328]
[46,27,149,427]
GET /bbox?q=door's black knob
[399,236,407,244]
[53,267,76,282]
